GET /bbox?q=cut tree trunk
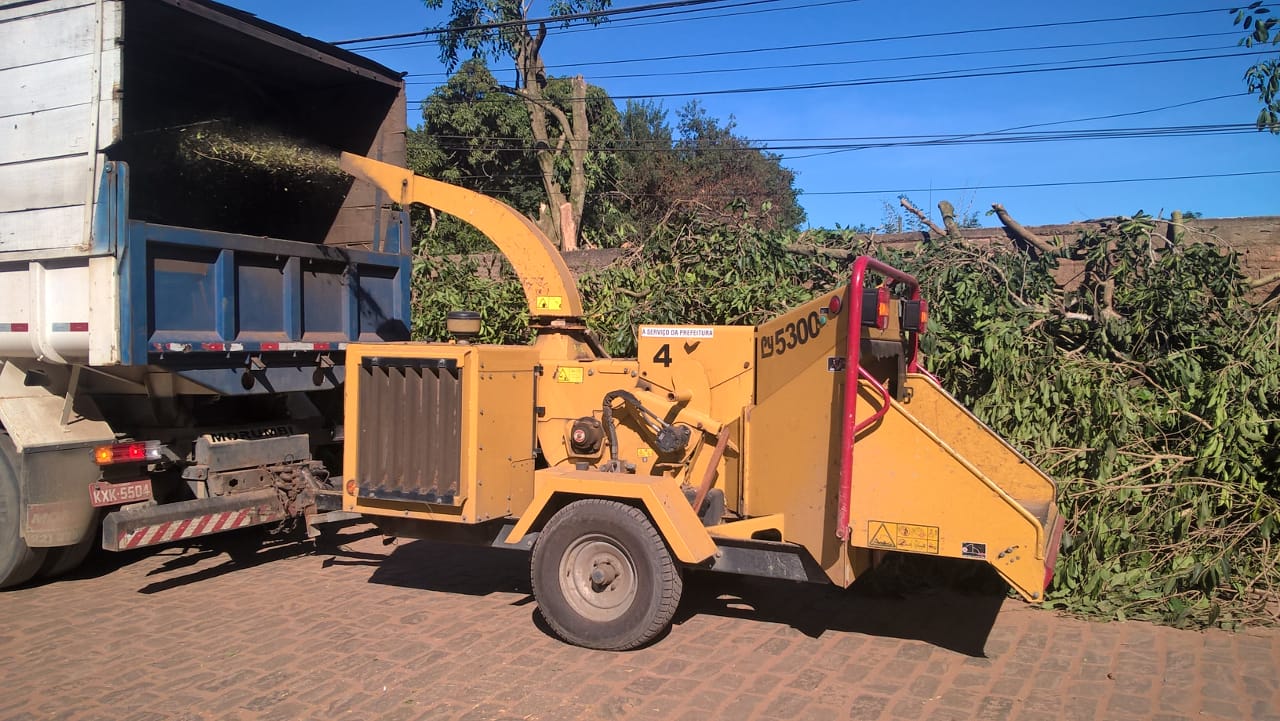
[992,203,1058,257]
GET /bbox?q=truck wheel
[0,435,46,589]
[530,499,682,650]
[37,523,96,579]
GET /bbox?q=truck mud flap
[102,489,285,551]
[846,372,1062,601]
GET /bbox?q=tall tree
[423,0,610,248]
[412,59,543,215]
[411,59,623,252]
[611,100,805,237]
[1231,2,1280,133]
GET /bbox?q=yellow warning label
[536,296,564,311]
[637,447,654,461]
[866,521,940,554]
[554,366,584,383]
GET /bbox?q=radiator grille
[356,357,463,503]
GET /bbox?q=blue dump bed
[0,0,411,390]
[98,162,411,394]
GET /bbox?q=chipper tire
[531,499,682,651]
[0,435,46,589]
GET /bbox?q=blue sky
[227,0,1279,229]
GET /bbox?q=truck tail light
[861,287,890,330]
[93,440,162,465]
[901,299,929,334]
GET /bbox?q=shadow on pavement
[362,539,1005,656]
[40,522,382,594]
[367,539,532,597]
[676,558,1006,657]
[133,527,333,594]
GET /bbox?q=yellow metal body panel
[900,373,1058,506]
[339,153,583,320]
[534,356,649,470]
[754,289,848,401]
[744,291,874,585]
[846,372,1059,600]
[635,325,755,500]
[343,342,540,524]
[504,467,718,564]
[706,514,784,541]
[742,318,860,586]
[636,325,756,404]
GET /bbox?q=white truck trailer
[0,0,411,587]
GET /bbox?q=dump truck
[336,155,1066,650]
[0,0,410,588]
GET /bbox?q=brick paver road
[1,524,1277,721]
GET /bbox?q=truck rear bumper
[102,489,285,551]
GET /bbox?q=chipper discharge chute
[337,154,1064,651]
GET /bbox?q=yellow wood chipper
[336,154,1065,651]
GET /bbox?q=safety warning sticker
[867,521,940,554]
[554,366,584,383]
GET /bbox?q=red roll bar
[835,256,922,541]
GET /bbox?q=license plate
[89,479,153,508]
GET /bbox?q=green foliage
[605,100,806,241]
[423,0,609,71]
[410,253,532,344]
[580,211,834,356]
[411,60,543,214]
[408,59,625,252]
[909,218,1280,627]
[1231,2,1280,132]
[410,210,1280,628]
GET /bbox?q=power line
[601,50,1271,101]
[517,0,861,38]
[785,93,1248,160]
[798,170,1280,196]
[408,94,1246,145]
[332,0,787,46]
[352,5,1259,56]
[405,169,1280,201]
[402,32,1240,83]
[408,122,1257,154]
[405,49,1270,106]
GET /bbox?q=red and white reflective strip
[51,322,89,332]
[259,342,344,351]
[0,323,30,332]
[116,505,284,550]
[154,341,347,353]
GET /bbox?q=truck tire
[530,499,682,650]
[0,435,46,589]
[37,523,96,579]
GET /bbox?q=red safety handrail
[836,256,922,541]
[853,367,892,436]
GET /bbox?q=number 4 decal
[652,343,672,367]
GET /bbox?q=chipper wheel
[0,435,46,589]
[531,499,683,650]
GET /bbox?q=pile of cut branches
[906,215,1279,627]
[411,209,1280,628]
